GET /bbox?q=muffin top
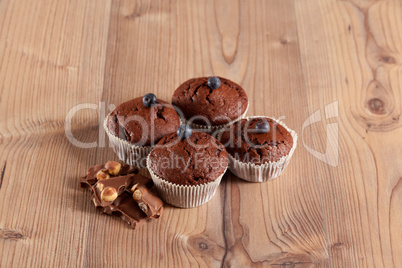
[172,77,248,126]
[220,118,293,164]
[107,96,180,146]
[148,131,228,186]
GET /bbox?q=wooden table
[0,0,401,267]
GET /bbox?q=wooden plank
[216,0,331,266]
[0,0,112,267]
[295,0,402,267]
[86,1,228,267]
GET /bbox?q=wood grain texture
[0,0,400,267]
[295,0,402,267]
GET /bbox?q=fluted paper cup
[146,155,227,208]
[103,116,153,169]
[223,116,297,183]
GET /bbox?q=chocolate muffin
[104,94,181,169]
[147,125,229,208]
[172,77,248,126]
[219,116,297,183]
[221,117,293,164]
[107,95,180,146]
[148,131,228,186]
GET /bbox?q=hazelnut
[130,183,138,193]
[96,182,104,192]
[101,187,118,202]
[105,161,121,176]
[96,170,110,181]
[138,202,148,213]
[132,189,142,201]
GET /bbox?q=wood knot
[125,12,141,19]
[331,242,345,249]
[198,242,208,250]
[187,235,215,254]
[272,260,309,267]
[379,55,397,64]
[353,79,400,131]
[271,253,313,267]
[280,39,288,45]
[0,229,25,240]
[367,98,385,114]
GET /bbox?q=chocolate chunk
[92,192,148,229]
[91,173,155,229]
[92,174,153,208]
[80,162,163,229]
[131,183,164,218]
[93,174,136,207]
[80,161,139,189]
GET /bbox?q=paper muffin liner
[223,116,297,183]
[103,115,153,169]
[181,102,249,136]
[146,154,228,208]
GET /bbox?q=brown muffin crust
[220,118,293,164]
[148,132,228,186]
[107,97,180,146]
[172,77,248,126]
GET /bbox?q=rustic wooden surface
[0,0,401,267]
